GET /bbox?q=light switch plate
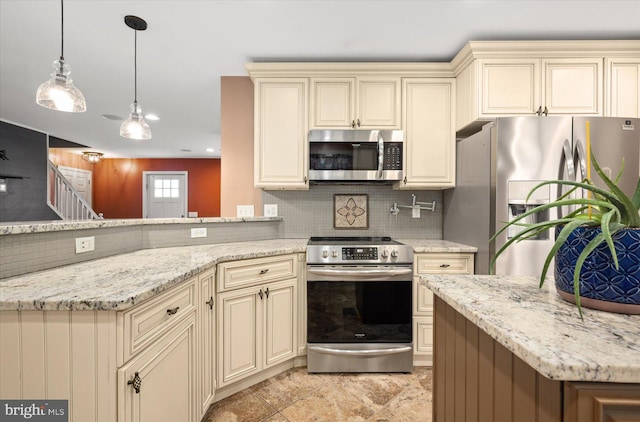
[237,205,255,217]
[75,236,95,254]
[191,227,207,238]
[264,204,278,217]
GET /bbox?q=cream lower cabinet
[118,314,197,422]
[253,78,309,189]
[396,78,456,189]
[413,252,474,366]
[217,279,296,388]
[216,254,298,388]
[117,276,199,422]
[606,57,640,118]
[310,77,401,129]
[198,268,216,417]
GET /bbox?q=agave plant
[490,153,640,317]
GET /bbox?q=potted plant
[490,154,640,318]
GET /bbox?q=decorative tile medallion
[334,194,368,229]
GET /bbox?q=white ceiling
[1,1,639,159]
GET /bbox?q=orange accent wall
[92,158,221,218]
[49,148,93,171]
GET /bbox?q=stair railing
[48,161,102,220]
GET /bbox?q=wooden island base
[433,297,640,422]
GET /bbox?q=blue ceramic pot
[554,226,640,312]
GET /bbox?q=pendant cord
[134,29,137,103]
[60,0,64,60]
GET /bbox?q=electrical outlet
[191,227,207,238]
[75,236,95,254]
[236,205,255,217]
[263,204,278,217]
[412,205,421,218]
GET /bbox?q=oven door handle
[307,267,413,278]
[310,345,413,357]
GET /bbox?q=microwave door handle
[376,133,384,179]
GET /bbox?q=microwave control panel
[384,143,403,170]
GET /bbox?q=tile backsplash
[262,184,443,239]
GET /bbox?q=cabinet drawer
[120,277,197,363]
[415,253,474,275]
[217,254,297,292]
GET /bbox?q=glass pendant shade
[36,59,86,113]
[120,102,151,140]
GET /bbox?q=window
[154,178,180,198]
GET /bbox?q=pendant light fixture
[36,0,86,112]
[120,15,151,140]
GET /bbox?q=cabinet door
[357,77,401,128]
[118,314,197,422]
[263,280,296,367]
[480,58,540,115]
[606,58,640,118]
[310,78,355,128]
[198,269,215,418]
[254,78,309,189]
[217,286,260,387]
[398,78,456,189]
[543,58,603,115]
[413,317,434,366]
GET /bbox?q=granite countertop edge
[1,238,475,312]
[423,274,640,384]
[0,217,284,235]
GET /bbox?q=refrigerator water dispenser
[507,181,550,240]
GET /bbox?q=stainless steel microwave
[308,130,404,182]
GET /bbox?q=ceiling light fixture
[35,0,86,113]
[120,15,151,140]
[81,151,104,163]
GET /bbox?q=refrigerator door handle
[558,138,575,218]
[574,139,587,184]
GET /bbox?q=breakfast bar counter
[423,274,640,422]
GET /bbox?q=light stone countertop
[423,274,640,383]
[398,239,477,253]
[0,216,283,235]
[0,237,476,312]
[0,239,308,311]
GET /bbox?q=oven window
[309,142,378,171]
[307,280,411,343]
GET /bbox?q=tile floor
[203,366,432,422]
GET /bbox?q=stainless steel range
[306,236,414,373]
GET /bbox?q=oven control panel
[342,247,378,260]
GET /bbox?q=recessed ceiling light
[102,114,123,121]
[145,113,160,121]
[206,148,215,153]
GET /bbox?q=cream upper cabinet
[396,78,456,190]
[254,78,309,189]
[542,58,603,115]
[456,57,604,132]
[480,58,541,115]
[606,57,640,118]
[310,77,401,129]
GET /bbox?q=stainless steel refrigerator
[443,116,640,276]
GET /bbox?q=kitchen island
[423,274,640,422]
